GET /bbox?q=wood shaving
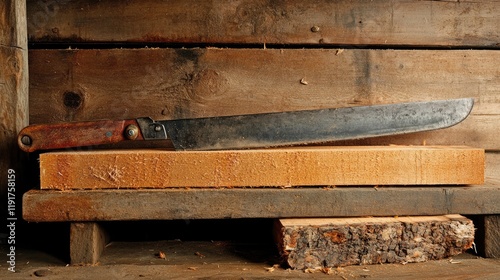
[300,78,308,85]
[304,267,323,273]
[157,251,166,259]
[321,267,334,275]
[265,264,280,272]
[265,267,275,272]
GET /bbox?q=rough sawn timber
[275,215,474,269]
[39,146,484,189]
[70,222,109,265]
[28,48,500,150]
[0,0,29,214]
[26,0,500,47]
[22,185,500,222]
[484,215,500,258]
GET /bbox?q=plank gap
[27,42,500,51]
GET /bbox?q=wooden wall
[26,0,500,152]
[1,0,29,214]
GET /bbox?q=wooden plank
[70,222,109,265]
[26,0,500,47]
[486,152,500,186]
[275,215,474,269]
[39,146,484,190]
[22,185,500,222]
[484,215,500,258]
[0,1,29,215]
[28,48,500,150]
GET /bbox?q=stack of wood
[36,146,484,269]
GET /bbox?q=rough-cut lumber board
[28,48,500,150]
[22,184,500,222]
[26,0,500,47]
[39,146,484,189]
[485,152,500,185]
[275,215,474,269]
[484,215,500,258]
[70,222,109,265]
[0,0,29,213]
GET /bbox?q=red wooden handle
[17,119,143,152]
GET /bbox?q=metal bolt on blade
[125,125,139,140]
[21,135,32,146]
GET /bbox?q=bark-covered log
[275,215,474,269]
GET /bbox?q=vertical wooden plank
[0,1,29,217]
[70,222,109,265]
[484,215,500,258]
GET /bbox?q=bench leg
[70,222,109,265]
[485,215,500,258]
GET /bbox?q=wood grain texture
[0,0,28,213]
[275,215,474,269]
[70,222,109,265]
[484,215,500,258]
[26,0,500,47]
[39,146,484,189]
[22,185,500,222]
[486,152,500,186]
[28,48,500,150]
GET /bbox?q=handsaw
[18,98,473,152]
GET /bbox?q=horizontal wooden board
[22,184,500,222]
[39,146,484,189]
[28,48,500,150]
[26,0,500,47]
[276,215,474,268]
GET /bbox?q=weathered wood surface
[4,242,500,279]
[26,0,500,47]
[275,215,474,269]
[39,146,484,189]
[485,152,500,185]
[0,0,29,213]
[22,185,500,222]
[484,215,500,258]
[28,48,500,150]
[70,222,109,265]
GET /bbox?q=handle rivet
[125,125,139,140]
[154,124,162,132]
[21,135,32,146]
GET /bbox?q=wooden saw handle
[17,119,143,152]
